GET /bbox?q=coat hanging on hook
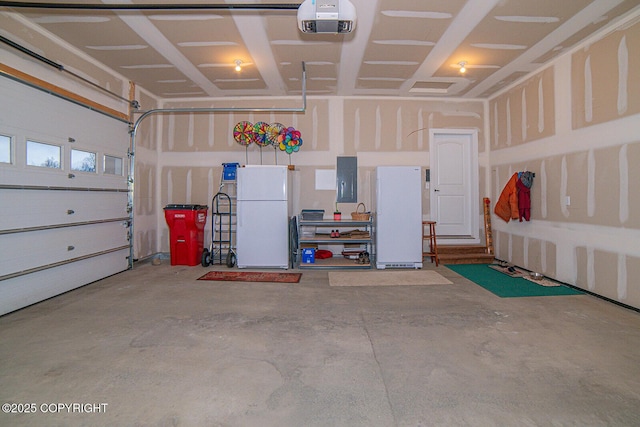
[495,171,535,223]
[495,173,519,222]
[517,171,534,222]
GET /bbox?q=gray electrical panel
[336,156,357,203]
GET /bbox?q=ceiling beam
[103,0,222,97]
[231,12,288,96]
[337,0,376,95]
[400,0,501,95]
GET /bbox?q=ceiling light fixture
[458,61,467,74]
[235,59,242,72]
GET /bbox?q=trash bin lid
[164,204,208,210]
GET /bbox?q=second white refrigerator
[375,166,423,269]
[236,165,291,269]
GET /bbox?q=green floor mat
[446,264,584,298]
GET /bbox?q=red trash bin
[164,204,208,266]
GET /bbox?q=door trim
[429,128,480,245]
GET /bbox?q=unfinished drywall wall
[489,15,640,309]
[158,99,328,156]
[572,21,640,129]
[154,96,485,254]
[154,98,326,252]
[343,99,484,153]
[490,67,555,149]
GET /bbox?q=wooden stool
[422,221,439,266]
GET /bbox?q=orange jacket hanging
[494,173,519,222]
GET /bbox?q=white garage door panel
[0,222,128,277]
[0,190,128,230]
[0,248,129,316]
[0,168,129,190]
[0,76,131,315]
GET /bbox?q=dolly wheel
[201,248,211,267]
[226,251,236,268]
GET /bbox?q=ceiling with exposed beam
[1,0,638,99]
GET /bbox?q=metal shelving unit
[297,217,374,269]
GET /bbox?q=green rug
[446,264,583,298]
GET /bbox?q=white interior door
[429,129,479,244]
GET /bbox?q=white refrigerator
[375,166,423,269]
[236,165,291,269]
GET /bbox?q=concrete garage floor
[1,260,639,427]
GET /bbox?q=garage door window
[71,149,96,173]
[0,134,10,164]
[26,140,61,168]
[104,155,123,175]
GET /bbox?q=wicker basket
[351,203,370,221]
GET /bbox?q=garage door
[0,77,130,316]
